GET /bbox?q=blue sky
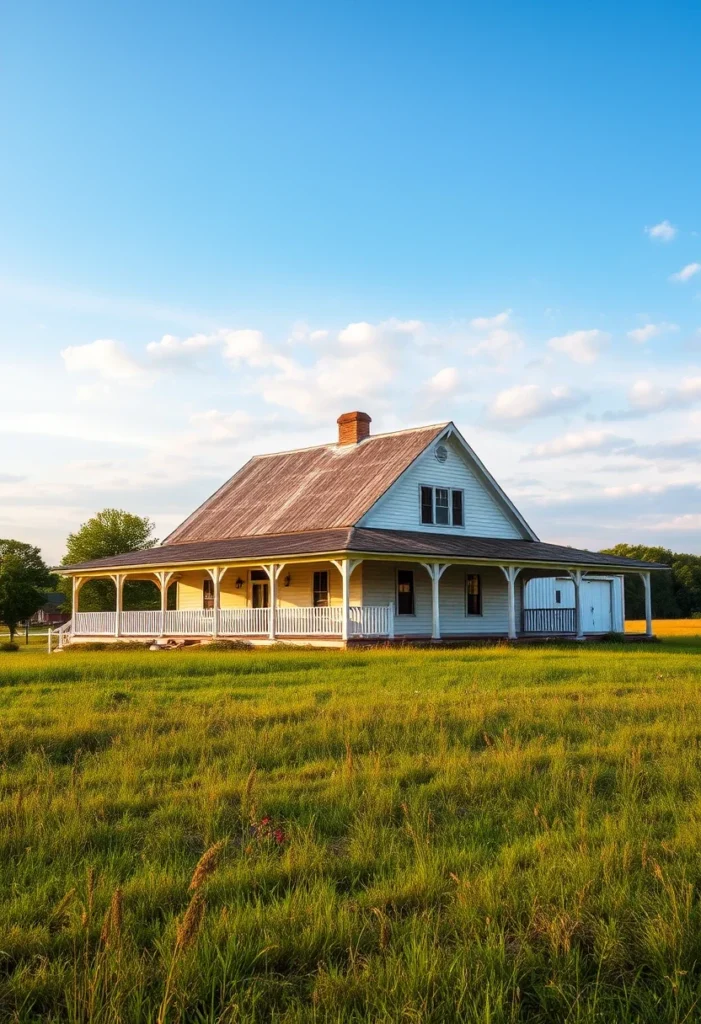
[2,1,701,562]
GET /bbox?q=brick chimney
[337,410,371,445]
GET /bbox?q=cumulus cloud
[629,376,701,413]
[467,309,523,361]
[547,329,610,364]
[670,262,701,283]
[489,384,586,423]
[61,339,146,381]
[524,430,633,460]
[428,367,459,393]
[645,220,677,242]
[627,321,679,343]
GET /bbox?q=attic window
[420,486,464,527]
[434,444,448,464]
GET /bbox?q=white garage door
[581,579,612,633]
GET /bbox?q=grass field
[1,640,701,1022]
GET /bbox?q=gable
[164,423,447,544]
[357,433,531,539]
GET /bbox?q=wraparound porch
[55,554,655,649]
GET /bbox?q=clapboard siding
[361,560,516,636]
[358,435,524,538]
[523,575,624,632]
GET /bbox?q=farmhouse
[56,412,663,647]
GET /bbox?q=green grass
[1,640,701,1022]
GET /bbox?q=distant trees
[0,539,56,640]
[601,544,701,618]
[60,509,160,612]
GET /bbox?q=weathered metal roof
[59,527,667,573]
[163,423,449,544]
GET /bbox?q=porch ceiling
[57,527,667,576]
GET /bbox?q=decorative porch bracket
[109,573,127,637]
[331,559,364,641]
[419,562,451,640]
[498,565,523,640]
[154,570,176,637]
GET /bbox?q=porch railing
[523,608,577,633]
[73,605,394,638]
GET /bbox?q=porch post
[331,559,363,641]
[268,564,278,640]
[154,571,175,636]
[640,571,653,637]
[572,569,585,639]
[72,576,84,633]
[110,573,126,637]
[206,567,224,638]
[420,563,450,641]
[498,565,522,640]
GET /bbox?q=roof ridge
[252,421,451,460]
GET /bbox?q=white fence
[72,604,394,638]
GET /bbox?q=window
[250,569,269,609]
[421,486,433,524]
[203,578,214,610]
[452,490,464,528]
[313,570,329,607]
[555,589,562,605]
[466,574,482,616]
[397,570,415,615]
[419,486,465,527]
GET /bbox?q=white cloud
[467,310,523,361]
[645,220,677,242]
[428,367,459,393]
[338,319,425,347]
[670,262,701,283]
[547,329,610,364]
[489,384,586,423]
[525,430,632,460]
[629,376,701,412]
[651,513,701,530]
[61,339,146,381]
[146,332,219,361]
[188,409,253,443]
[469,310,511,331]
[627,321,679,343]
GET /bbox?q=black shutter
[452,490,463,527]
[420,486,433,524]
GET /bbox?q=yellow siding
[176,562,362,609]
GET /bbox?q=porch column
[498,565,522,640]
[640,571,653,637]
[420,563,451,640]
[109,573,126,637]
[154,571,175,636]
[205,567,227,638]
[72,576,84,633]
[571,569,585,639]
[331,559,363,641]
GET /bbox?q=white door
[581,580,612,633]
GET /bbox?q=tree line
[1,512,701,638]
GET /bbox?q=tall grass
[1,640,701,1021]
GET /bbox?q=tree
[0,540,56,640]
[600,543,701,618]
[60,509,160,612]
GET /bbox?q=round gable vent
[434,444,448,464]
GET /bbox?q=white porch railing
[74,611,117,635]
[349,604,394,637]
[122,610,163,635]
[219,607,270,635]
[72,605,394,639]
[276,605,343,635]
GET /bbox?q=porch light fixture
[235,577,244,589]
[284,574,292,587]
